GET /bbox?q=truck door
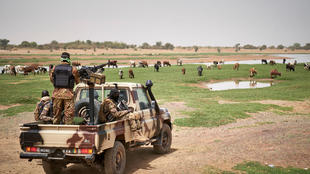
[132,88,157,138]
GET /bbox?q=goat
[129,61,136,68]
[128,69,134,78]
[249,67,257,77]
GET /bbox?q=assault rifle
[78,63,107,80]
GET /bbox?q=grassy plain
[0,63,309,126]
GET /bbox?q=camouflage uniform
[99,98,141,132]
[34,96,53,122]
[50,62,80,124]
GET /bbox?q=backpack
[38,100,53,117]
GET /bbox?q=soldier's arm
[34,103,40,121]
[72,67,80,84]
[108,103,129,119]
[39,103,51,121]
[49,67,55,83]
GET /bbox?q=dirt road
[0,103,310,174]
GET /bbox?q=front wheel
[153,123,172,154]
[104,141,126,174]
[42,160,65,174]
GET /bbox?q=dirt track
[0,102,310,174]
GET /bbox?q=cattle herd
[1,58,309,81]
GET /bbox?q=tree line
[0,39,310,51]
[0,39,175,51]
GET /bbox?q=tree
[193,46,199,52]
[86,40,92,45]
[155,41,162,49]
[268,45,275,49]
[293,43,301,49]
[259,45,267,51]
[20,41,31,48]
[243,44,257,49]
[30,42,37,48]
[163,43,174,50]
[303,43,310,50]
[141,42,150,49]
[0,39,10,50]
[277,44,284,49]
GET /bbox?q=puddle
[206,80,274,91]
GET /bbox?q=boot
[133,129,148,143]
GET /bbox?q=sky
[0,0,309,47]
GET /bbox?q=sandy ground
[0,100,309,174]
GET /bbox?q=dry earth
[0,100,310,174]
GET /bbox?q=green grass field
[0,63,309,126]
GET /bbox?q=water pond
[206,80,274,91]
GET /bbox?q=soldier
[197,65,203,76]
[119,69,123,79]
[50,52,80,124]
[99,89,148,143]
[34,90,53,123]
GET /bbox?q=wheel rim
[162,131,169,148]
[78,106,90,123]
[115,149,123,171]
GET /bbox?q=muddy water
[206,80,274,91]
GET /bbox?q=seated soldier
[34,90,53,123]
[99,88,148,143]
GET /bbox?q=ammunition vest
[53,64,74,88]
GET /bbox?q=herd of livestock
[1,58,310,80]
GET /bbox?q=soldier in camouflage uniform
[99,89,148,142]
[34,90,53,123]
[50,52,80,124]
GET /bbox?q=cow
[38,66,47,74]
[138,61,148,68]
[219,59,224,64]
[294,60,297,65]
[182,67,186,75]
[206,63,212,70]
[213,61,218,66]
[163,61,171,67]
[22,65,36,75]
[270,69,281,79]
[3,65,11,73]
[269,60,276,65]
[249,67,257,77]
[10,65,16,76]
[119,69,123,79]
[154,63,159,72]
[261,59,268,64]
[177,59,183,66]
[15,65,25,74]
[128,69,134,79]
[107,60,118,68]
[283,59,286,64]
[233,63,239,70]
[129,61,136,68]
[217,64,222,70]
[197,66,203,76]
[304,63,310,70]
[156,61,162,67]
[72,61,81,66]
[286,63,295,72]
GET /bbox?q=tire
[104,141,126,174]
[153,123,172,154]
[74,98,100,124]
[42,160,65,174]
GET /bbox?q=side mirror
[151,101,156,109]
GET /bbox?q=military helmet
[41,90,49,97]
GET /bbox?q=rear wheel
[42,160,65,174]
[104,141,126,174]
[153,123,172,154]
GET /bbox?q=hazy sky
[0,0,309,46]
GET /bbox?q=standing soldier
[119,69,123,79]
[50,52,80,124]
[197,65,203,76]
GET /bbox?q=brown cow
[138,61,148,68]
[163,61,171,67]
[72,61,81,66]
[181,67,186,75]
[217,64,222,70]
[107,60,118,68]
[129,69,134,78]
[22,65,36,75]
[233,63,239,70]
[249,67,257,77]
[10,65,16,76]
[270,69,281,78]
[269,60,276,65]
